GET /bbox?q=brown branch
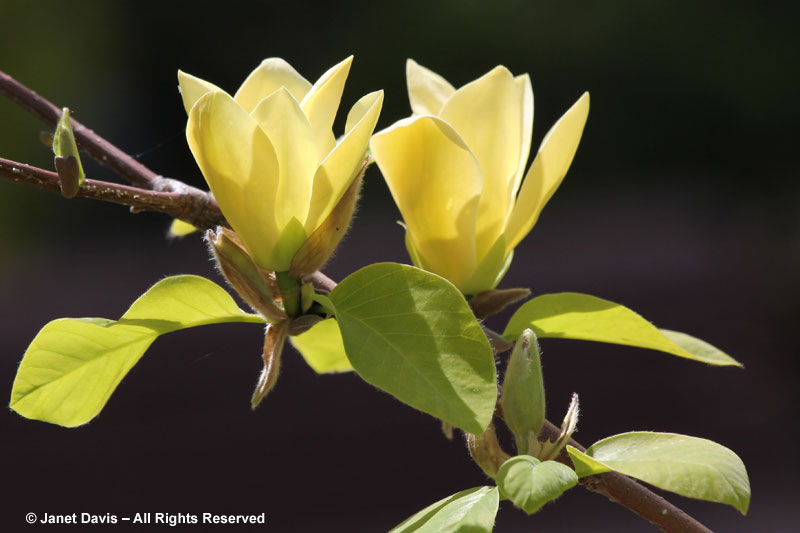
[539,420,713,533]
[0,157,224,229]
[0,68,223,227]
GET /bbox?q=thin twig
[0,68,222,227]
[0,157,224,229]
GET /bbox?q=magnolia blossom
[371,60,589,294]
[180,57,383,273]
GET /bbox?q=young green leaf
[495,456,578,514]
[10,275,265,427]
[503,292,741,366]
[289,318,353,373]
[566,432,751,514]
[329,263,496,434]
[390,486,499,533]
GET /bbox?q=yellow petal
[186,91,284,270]
[509,74,534,205]
[234,58,312,113]
[344,89,381,134]
[370,115,481,291]
[250,88,317,229]
[406,59,455,115]
[168,218,198,237]
[306,90,383,232]
[301,56,353,161]
[461,236,513,296]
[504,92,590,254]
[439,66,522,259]
[178,70,223,115]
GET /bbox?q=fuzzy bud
[466,422,509,478]
[207,227,286,322]
[501,329,546,455]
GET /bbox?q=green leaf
[390,486,499,533]
[329,263,496,434]
[566,432,751,514]
[10,275,265,427]
[495,456,578,514]
[503,292,741,366]
[289,318,352,373]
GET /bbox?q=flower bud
[501,329,545,455]
[207,227,286,322]
[181,57,383,274]
[466,422,509,478]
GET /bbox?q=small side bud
[538,393,580,461]
[52,108,85,194]
[289,159,366,279]
[207,227,286,322]
[501,329,546,455]
[466,422,509,478]
[251,322,288,409]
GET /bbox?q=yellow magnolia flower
[370,60,589,295]
[180,56,383,273]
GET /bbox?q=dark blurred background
[1,1,798,531]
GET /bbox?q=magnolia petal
[461,236,514,296]
[439,66,522,260]
[509,74,534,206]
[234,57,313,113]
[371,115,481,291]
[504,92,590,254]
[178,70,223,115]
[404,230,427,270]
[406,58,456,115]
[306,90,383,232]
[301,56,353,161]
[250,88,317,229]
[345,89,381,134]
[186,91,283,270]
[168,218,198,237]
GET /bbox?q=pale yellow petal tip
[332,55,354,75]
[169,218,198,237]
[178,70,224,115]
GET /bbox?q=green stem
[275,271,300,318]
